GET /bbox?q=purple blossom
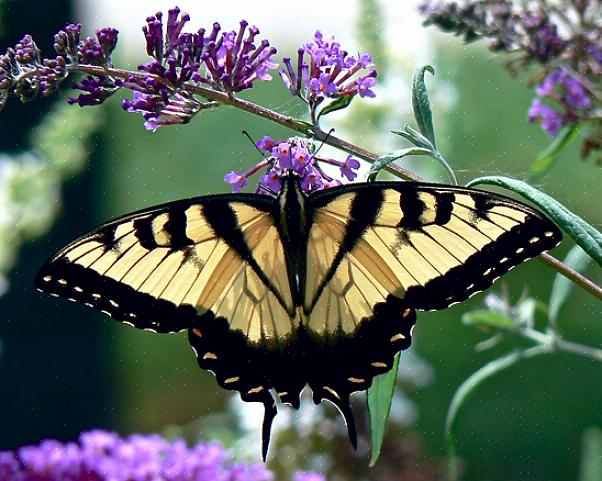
[300,165,324,192]
[121,8,277,128]
[0,430,320,481]
[309,73,337,97]
[529,67,593,137]
[256,135,275,152]
[68,75,119,106]
[294,472,327,481]
[356,73,376,98]
[523,14,567,62]
[279,30,377,110]
[224,171,249,191]
[340,155,360,180]
[528,98,564,137]
[273,142,292,169]
[259,168,282,194]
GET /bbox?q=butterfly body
[36,176,561,459]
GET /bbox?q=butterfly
[35,174,562,459]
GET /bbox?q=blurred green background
[0,1,600,480]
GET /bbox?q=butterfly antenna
[242,130,271,160]
[303,128,335,171]
[313,128,335,158]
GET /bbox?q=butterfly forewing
[307,182,562,312]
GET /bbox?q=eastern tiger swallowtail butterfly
[35,174,561,459]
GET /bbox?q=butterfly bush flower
[224,136,362,195]
[120,7,277,130]
[419,0,602,161]
[279,31,377,118]
[0,430,322,481]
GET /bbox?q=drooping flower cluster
[120,7,278,130]
[280,31,377,119]
[0,430,324,481]
[528,68,593,137]
[224,136,361,194]
[418,0,602,161]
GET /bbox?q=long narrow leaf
[412,65,436,148]
[367,352,401,466]
[530,124,581,179]
[466,176,602,266]
[368,147,432,181]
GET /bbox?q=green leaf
[367,352,400,466]
[462,309,519,331]
[580,427,602,481]
[317,95,354,120]
[391,124,436,150]
[466,176,602,267]
[445,345,550,481]
[368,147,432,181]
[412,65,436,148]
[549,245,591,328]
[530,124,581,179]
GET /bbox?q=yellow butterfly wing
[301,181,561,440]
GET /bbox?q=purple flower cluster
[280,31,377,113]
[528,68,593,137]
[120,7,277,130]
[0,430,322,481]
[419,0,602,157]
[224,135,361,195]
[418,1,568,60]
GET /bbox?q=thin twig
[537,252,602,301]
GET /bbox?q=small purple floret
[528,98,564,137]
[224,171,249,192]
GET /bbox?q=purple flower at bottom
[224,171,249,192]
[528,98,564,137]
[294,472,327,481]
[1,430,326,481]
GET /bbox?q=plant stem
[537,252,602,301]
[521,327,602,363]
